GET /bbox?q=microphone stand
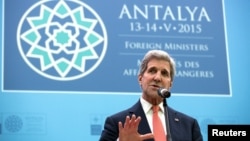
[163,98,172,141]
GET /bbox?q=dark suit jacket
[99,100,203,141]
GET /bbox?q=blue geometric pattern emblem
[4,115,23,133]
[17,0,107,81]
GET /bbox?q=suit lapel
[167,106,180,140]
[128,100,152,134]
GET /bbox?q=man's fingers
[118,121,123,130]
[140,133,154,140]
[134,116,141,127]
[118,115,141,130]
[118,115,153,141]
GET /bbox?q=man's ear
[138,75,142,85]
[170,81,173,88]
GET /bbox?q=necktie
[153,105,166,141]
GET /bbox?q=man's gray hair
[139,50,176,81]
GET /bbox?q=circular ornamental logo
[4,115,23,133]
[17,0,108,81]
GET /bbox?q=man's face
[138,58,172,101]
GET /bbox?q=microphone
[158,88,173,141]
[157,88,171,98]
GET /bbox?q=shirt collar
[140,97,165,113]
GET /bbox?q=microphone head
[157,88,171,98]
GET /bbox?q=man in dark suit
[99,50,203,141]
